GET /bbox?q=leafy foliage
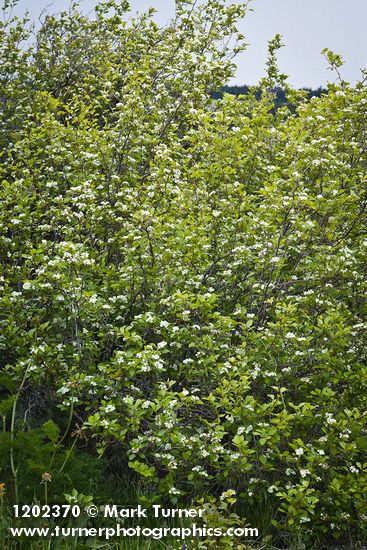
[0,0,366,548]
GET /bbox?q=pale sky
[12,0,367,88]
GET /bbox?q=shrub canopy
[0,1,366,546]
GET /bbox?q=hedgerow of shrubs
[0,1,366,547]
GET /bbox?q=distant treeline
[212,85,328,107]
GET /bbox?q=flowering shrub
[0,0,366,547]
